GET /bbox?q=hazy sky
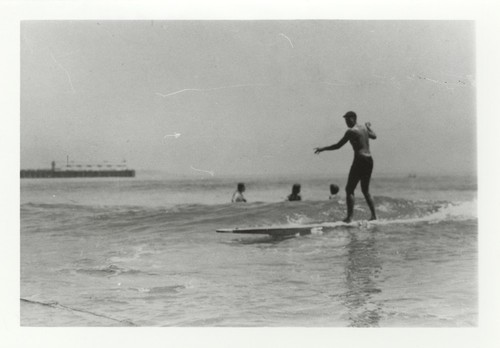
[21,20,475,176]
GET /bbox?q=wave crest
[21,196,476,234]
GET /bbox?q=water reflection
[341,228,383,327]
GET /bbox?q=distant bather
[231,183,247,203]
[329,184,339,200]
[287,184,302,201]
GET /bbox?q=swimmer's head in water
[330,184,339,195]
[292,184,301,195]
[237,183,245,192]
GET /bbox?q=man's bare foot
[343,217,352,223]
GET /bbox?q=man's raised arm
[365,122,377,139]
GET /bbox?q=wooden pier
[21,161,135,179]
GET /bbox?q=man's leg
[360,159,376,220]
[344,166,359,223]
[344,190,354,223]
[361,180,376,220]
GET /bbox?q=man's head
[237,183,245,192]
[343,111,357,128]
[330,184,339,195]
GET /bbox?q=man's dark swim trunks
[346,154,373,193]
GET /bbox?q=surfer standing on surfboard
[314,111,377,223]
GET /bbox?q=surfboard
[216,224,323,237]
[216,221,362,237]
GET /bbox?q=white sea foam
[285,213,314,225]
[369,199,477,226]
[303,200,477,230]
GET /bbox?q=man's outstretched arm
[365,122,377,139]
[314,131,350,154]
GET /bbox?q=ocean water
[20,173,477,327]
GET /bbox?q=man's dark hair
[330,184,339,195]
[344,111,357,120]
